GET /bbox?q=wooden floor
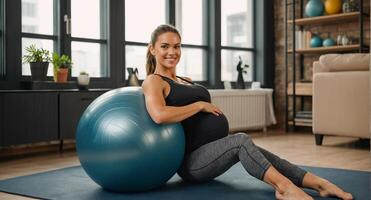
[0,131,370,200]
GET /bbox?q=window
[221,0,254,82]
[21,0,55,76]
[124,0,166,80]
[11,0,259,88]
[20,0,109,78]
[22,2,36,18]
[125,45,147,80]
[175,0,207,81]
[124,0,207,81]
[125,0,166,43]
[71,0,109,77]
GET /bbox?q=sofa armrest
[313,71,370,138]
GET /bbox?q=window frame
[219,0,256,83]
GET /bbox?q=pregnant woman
[142,24,353,200]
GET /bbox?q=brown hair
[146,24,181,75]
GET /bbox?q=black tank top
[154,74,229,154]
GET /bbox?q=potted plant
[22,44,51,81]
[77,71,90,90]
[52,53,73,83]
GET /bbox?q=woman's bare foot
[275,183,313,200]
[303,172,353,200]
[317,179,353,200]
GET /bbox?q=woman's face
[150,32,181,70]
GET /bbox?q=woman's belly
[181,112,229,153]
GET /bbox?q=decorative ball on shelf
[324,0,342,14]
[310,36,323,48]
[322,38,336,47]
[305,0,324,17]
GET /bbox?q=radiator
[209,89,269,132]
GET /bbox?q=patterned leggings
[177,133,307,186]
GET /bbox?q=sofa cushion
[319,53,370,72]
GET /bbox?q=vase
[305,0,324,17]
[56,68,68,83]
[127,67,140,86]
[341,35,350,46]
[342,0,351,13]
[337,34,343,45]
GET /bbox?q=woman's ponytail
[146,48,157,75]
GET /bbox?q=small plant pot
[56,68,69,83]
[30,62,49,81]
[77,74,90,90]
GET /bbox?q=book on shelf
[297,111,312,114]
[295,31,312,50]
[296,111,312,119]
[294,118,312,123]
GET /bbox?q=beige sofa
[312,53,370,145]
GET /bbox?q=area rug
[0,163,369,200]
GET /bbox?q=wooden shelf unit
[287,12,367,26]
[284,1,367,130]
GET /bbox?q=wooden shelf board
[287,12,366,26]
[287,82,312,96]
[288,44,362,54]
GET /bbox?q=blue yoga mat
[0,163,369,200]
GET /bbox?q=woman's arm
[142,75,222,124]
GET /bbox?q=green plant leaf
[22,44,51,63]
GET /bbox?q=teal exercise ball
[305,0,324,17]
[76,87,185,192]
[322,38,336,47]
[310,36,323,47]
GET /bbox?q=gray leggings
[177,133,307,187]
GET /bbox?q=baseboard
[0,140,76,160]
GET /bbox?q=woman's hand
[197,101,223,116]
[143,75,209,124]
